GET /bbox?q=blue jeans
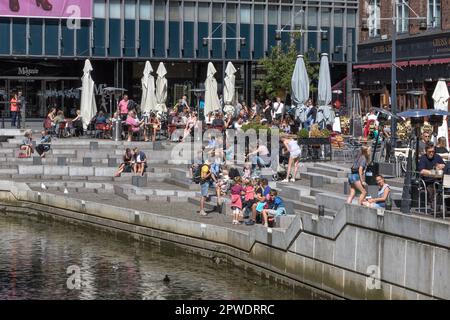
[11,111,20,127]
[372,202,385,209]
[251,155,270,169]
[348,173,361,185]
[200,180,214,197]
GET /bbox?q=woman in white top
[281,134,302,182]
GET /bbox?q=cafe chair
[95,123,109,139]
[417,178,428,215]
[57,122,67,138]
[441,174,450,219]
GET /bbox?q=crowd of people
[345,129,450,213]
[194,158,286,228]
[17,89,450,221]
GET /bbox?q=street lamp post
[390,0,398,160]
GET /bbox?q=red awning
[354,57,450,69]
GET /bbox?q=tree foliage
[255,41,320,100]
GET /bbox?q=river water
[0,214,318,300]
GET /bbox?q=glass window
[428,0,441,28]
[240,4,251,24]
[226,4,237,23]
[169,2,179,20]
[294,7,304,26]
[94,0,106,19]
[321,8,330,27]
[307,7,317,27]
[396,0,409,33]
[12,18,27,55]
[155,0,166,20]
[347,10,356,28]
[109,0,121,19]
[125,1,136,20]
[29,19,43,55]
[184,2,195,22]
[198,2,209,22]
[268,5,278,25]
[140,0,152,20]
[281,6,291,25]
[334,9,343,27]
[212,3,223,23]
[367,0,380,37]
[254,5,264,24]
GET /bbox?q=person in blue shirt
[418,143,445,210]
[262,189,286,227]
[95,111,107,124]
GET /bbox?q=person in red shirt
[117,94,129,121]
[10,93,20,128]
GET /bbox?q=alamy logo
[18,67,39,76]
[66,5,81,30]
[66,265,81,290]
[366,265,381,290]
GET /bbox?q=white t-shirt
[273,102,284,115]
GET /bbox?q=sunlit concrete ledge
[0,180,449,300]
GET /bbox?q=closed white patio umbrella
[141,61,157,115]
[317,53,334,129]
[432,79,449,146]
[223,61,237,115]
[204,62,221,115]
[155,62,168,114]
[80,59,97,130]
[291,55,310,125]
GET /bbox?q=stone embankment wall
[0,181,449,300]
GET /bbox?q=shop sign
[358,32,450,62]
[18,67,39,77]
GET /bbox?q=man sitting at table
[418,143,445,211]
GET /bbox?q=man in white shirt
[272,97,284,121]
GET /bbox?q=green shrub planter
[297,137,331,145]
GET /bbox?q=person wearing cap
[199,159,212,216]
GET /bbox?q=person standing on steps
[199,159,213,216]
[346,146,370,205]
[10,92,20,128]
[281,134,302,183]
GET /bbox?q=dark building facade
[0,0,358,118]
[356,0,450,114]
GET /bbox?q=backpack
[192,164,208,184]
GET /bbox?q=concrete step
[287,198,337,217]
[163,178,200,191]
[187,197,230,214]
[307,166,348,178]
[275,184,311,200]
[299,195,317,206]
[0,168,17,174]
[299,171,347,185]
[313,162,350,173]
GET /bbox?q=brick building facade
[356,0,450,114]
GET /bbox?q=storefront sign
[358,32,450,62]
[1,60,83,78]
[0,0,92,19]
[18,67,39,76]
